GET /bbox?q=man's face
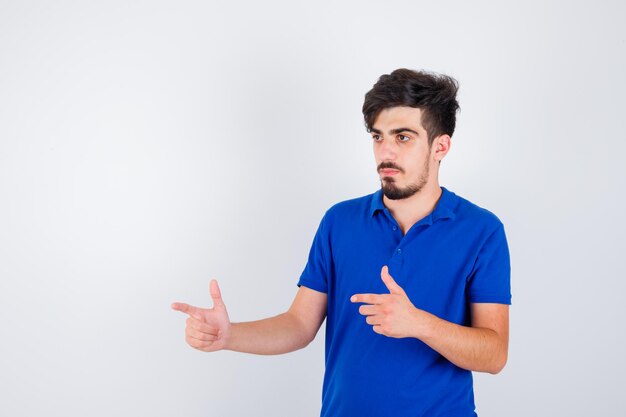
[371,106,436,200]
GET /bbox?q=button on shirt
[298,186,512,417]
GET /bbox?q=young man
[172,68,512,417]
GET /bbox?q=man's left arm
[352,266,509,374]
[417,301,509,374]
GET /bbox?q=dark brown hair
[362,68,460,146]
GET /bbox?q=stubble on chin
[381,177,425,200]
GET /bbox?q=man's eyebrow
[369,127,419,135]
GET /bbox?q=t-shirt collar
[369,186,457,224]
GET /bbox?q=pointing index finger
[350,293,385,304]
[171,302,202,319]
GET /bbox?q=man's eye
[398,135,410,142]
[372,135,381,141]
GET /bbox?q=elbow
[487,335,509,374]
[292,333,315,352]
[289,313,317,351]
[294,331,312,350]
[488,353,508,375]
[300,330,318,349]
[300,336,314,350]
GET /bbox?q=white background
[1,1,624,416]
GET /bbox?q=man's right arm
[226,286,327,354]
[172,283,327,355]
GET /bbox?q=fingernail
[350,295,356,302]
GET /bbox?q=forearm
[414,310,508,374]
[225,311,310,355]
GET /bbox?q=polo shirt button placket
[390,246,403,267]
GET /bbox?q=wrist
[221,322,235,351]
[411,307,436,340]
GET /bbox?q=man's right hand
[171,279,232,352]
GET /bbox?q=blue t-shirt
[297,186,512,417]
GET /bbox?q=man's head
[362,68,460,147]
[362,69,460,200]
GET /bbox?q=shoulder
[449,189,505,233]
[322,191,378,224]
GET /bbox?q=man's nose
[378,137,398,160]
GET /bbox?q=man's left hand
[351,265,431,339]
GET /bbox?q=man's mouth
[380,169,400,176]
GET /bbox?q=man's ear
[433,134,451,162]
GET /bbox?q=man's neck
[382,182,443,235]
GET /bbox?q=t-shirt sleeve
[297,212,332,294]
[466,222,512,305]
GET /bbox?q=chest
[329,220,480,320]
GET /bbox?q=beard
[379,157,430,200]
[381,177,426,200]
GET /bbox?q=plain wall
[1,1,624,416]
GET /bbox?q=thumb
[210,279,225,308]
[381,265,404,295]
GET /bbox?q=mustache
[378,162,403,173]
